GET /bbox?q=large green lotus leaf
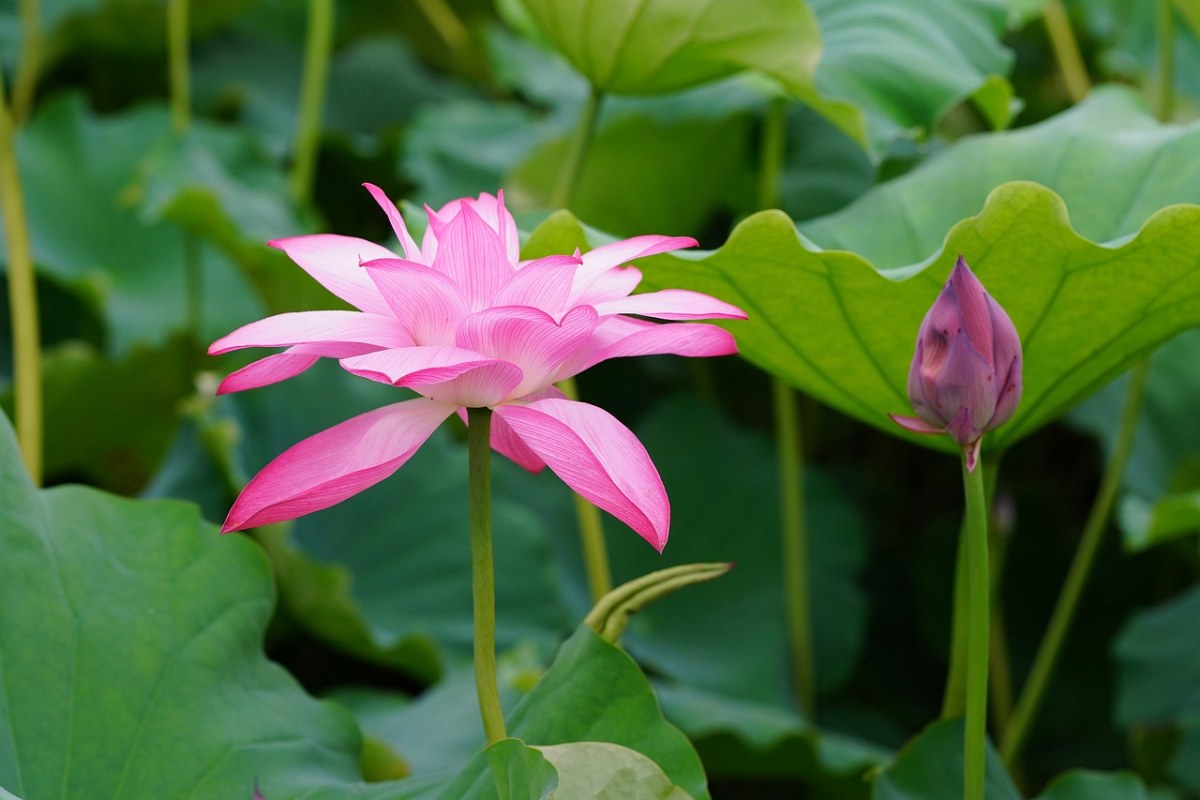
[1032,770,1151,800]
[486,739,693,799]
[0,410,409,799]
[1069,331,1200,551]
[808,0,1015,145]
[0,94,262,354]
[218,360,569,670]
[439,627,710,800]
[515,0,1012,150]
[871,719,1019,800]
[636,87,1200,456]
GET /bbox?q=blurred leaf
[514,0,821,100]
[441,627,710,800]
[508,97,756,236]
[1032,770,1151,800]
[1,94,261,353]
[636,87,1200,457]
[779,105,876,223]
[36,337,193,492]
[1070,331,1200,551]
[514,0,1013,151]
[871,719,1019,800]
[809,0,1016,145]
[220,360,569,672]
[0,409,401,798]
[1113,583,1200,728]
[132,121,333,314]
[487,739,694,799]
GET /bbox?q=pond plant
[4,1,1200,798]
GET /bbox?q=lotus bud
[890,255,1022,471]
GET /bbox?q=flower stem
[168,0,191,133]
[549,87,603,210]
[12,0,41,125]
[291,0,335,204]
[774,378,814,717]
[1000,361,1149,766]
[467,406,506,745]
[943,456,999,718]
[757,97,787,210]
[414,0,470,59]
[1157,0,1176,122]
[0,64,42,484]
[1042,0,1090,103]
[559,376,612,602]
[962,455,990,800]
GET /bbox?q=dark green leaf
[1032,770,1151,800]
[871,719,1019,800]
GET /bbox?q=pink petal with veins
[456,305,598,397]
[495,398,669,551]
[493,255,581,313]
[222,398,454,532]
[431,204,514,310]
[268,234,397,315]
[571,266,642,307]
[217,351,320,395]
[559,318,737,377]
[575,235,698,284]
[362,258,471,345]
[363,183,422,261]
[209,311,413,355]
[592,289,747,320]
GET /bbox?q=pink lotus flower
[210,185,745,551]
[890,255,1022,471]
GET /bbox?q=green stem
[774,378,814,717]
[987,523,1015,742]
[1042,0,1091,103]
[1000,361,1149,766]
[962,456,990,800]
[549,87,603,210]
[414,0,470,58]
[12,0,41,125]
[757,97,787,210]
[559,376,612,602]
[168,0,191,133]
[291,0,335,204]
[943,456,999,718]
[1157,0,1176,122]
[467,407,506,745]
[0,65,42,483]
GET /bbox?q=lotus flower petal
[209,311,413,356]
[493,255,581,312]
[268,234,397,315]
[456,305,599,397]
[222,398,454,532]
[592,288,749,320]
[575,235,698,284]
[363,182,421,261]
[362,258,471,345]
[217,350,320,395]
[340,345,522,408]
[571,266,643,307]
[495,398,669,551]
[431,203,514,310]
[559,317,737,378]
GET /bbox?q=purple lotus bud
[890,255,1022,470]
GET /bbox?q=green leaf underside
[0,410,405,799]
[487,739,693,799]
[438,628,709,800]
[629,87,1200,456]
[1113,583,1200,728]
